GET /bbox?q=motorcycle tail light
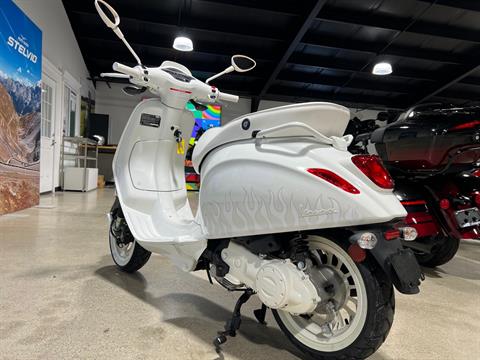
[475,193,480,206]
[384,229,401,241]
[448,120,480,132]
[439,198,450,210]
[351,155,394,189]
[473,169,480,177]
[307,168,360,194]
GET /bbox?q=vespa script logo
[299,205,339,218]
[7,35,38,64]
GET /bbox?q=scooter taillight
[307,168,360,194]
[351,155,394,189]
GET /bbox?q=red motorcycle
[351,105,480,267]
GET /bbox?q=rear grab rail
[255,122,353,151]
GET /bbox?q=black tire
[414,236,459,268]
[109,197,151,273]
[109,239,151,273]
[272,258,394,360]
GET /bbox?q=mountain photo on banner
[0,0,42,214]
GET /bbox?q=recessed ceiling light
[173,36,193,51]
[372,62,392,75]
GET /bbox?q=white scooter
[96,1,423,358]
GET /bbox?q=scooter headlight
[357,232,378,249]
[399,226,418,241]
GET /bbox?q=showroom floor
[0,188,479,360]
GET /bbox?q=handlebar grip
[218,92,239,103]
[112,62,141,78]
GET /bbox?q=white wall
[13,0,95,191]
[95,83,383,144]
[14,0,94,97]
[95,83,146,144]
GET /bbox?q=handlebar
[111,62,239,104]
[218,91,239,103]
[113,62,142,78]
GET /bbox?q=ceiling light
[173,36,193,51]
[372,62,392,75]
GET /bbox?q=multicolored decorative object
[184,103,221,190]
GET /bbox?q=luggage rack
[60,136,99,191]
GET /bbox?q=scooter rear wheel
[272,236,394,360]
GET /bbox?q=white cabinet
[63,167,98,191]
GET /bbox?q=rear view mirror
[94,0,142,65]
[206,54,256,84]
[231,55,256,72]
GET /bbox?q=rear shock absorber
[290,234,309,269]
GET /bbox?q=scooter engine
[221,242,321,314]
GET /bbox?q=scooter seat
[192,102,350,173]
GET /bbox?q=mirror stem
[113,27,142,65]
[206,65,234,84]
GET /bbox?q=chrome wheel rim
[277,235,368,352]
[109,230,135,266]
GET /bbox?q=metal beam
[78,35,274,65]
[300,36,467,65]
[417,0,480,12]
[251,97,261,112]
[316,6,480,44]
[277,70,413,94]
[258,0,328,99]
[264,88,405,110]
[68,9,284,44]
[412,64,480,106]
[288,53,440,82]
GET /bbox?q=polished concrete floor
[1,188,479,360]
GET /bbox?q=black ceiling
[63,0,480,111]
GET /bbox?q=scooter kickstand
[254,304,267,325]
[214,289,254,347]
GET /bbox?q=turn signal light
[357,232,378,249]
[384,229,401,241]
[351,155,394,189]
[307,168,360,194]
[439,198,450,210]
[399,226,418,241]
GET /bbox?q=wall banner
[0,0,42,214]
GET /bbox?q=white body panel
[198,138,406,239]
[113,98,206,270]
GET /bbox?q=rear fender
[348,229,424,294]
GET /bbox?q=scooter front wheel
[109,198,151,273]
[272,236,394,360]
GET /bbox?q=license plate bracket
[455,207,480,228]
